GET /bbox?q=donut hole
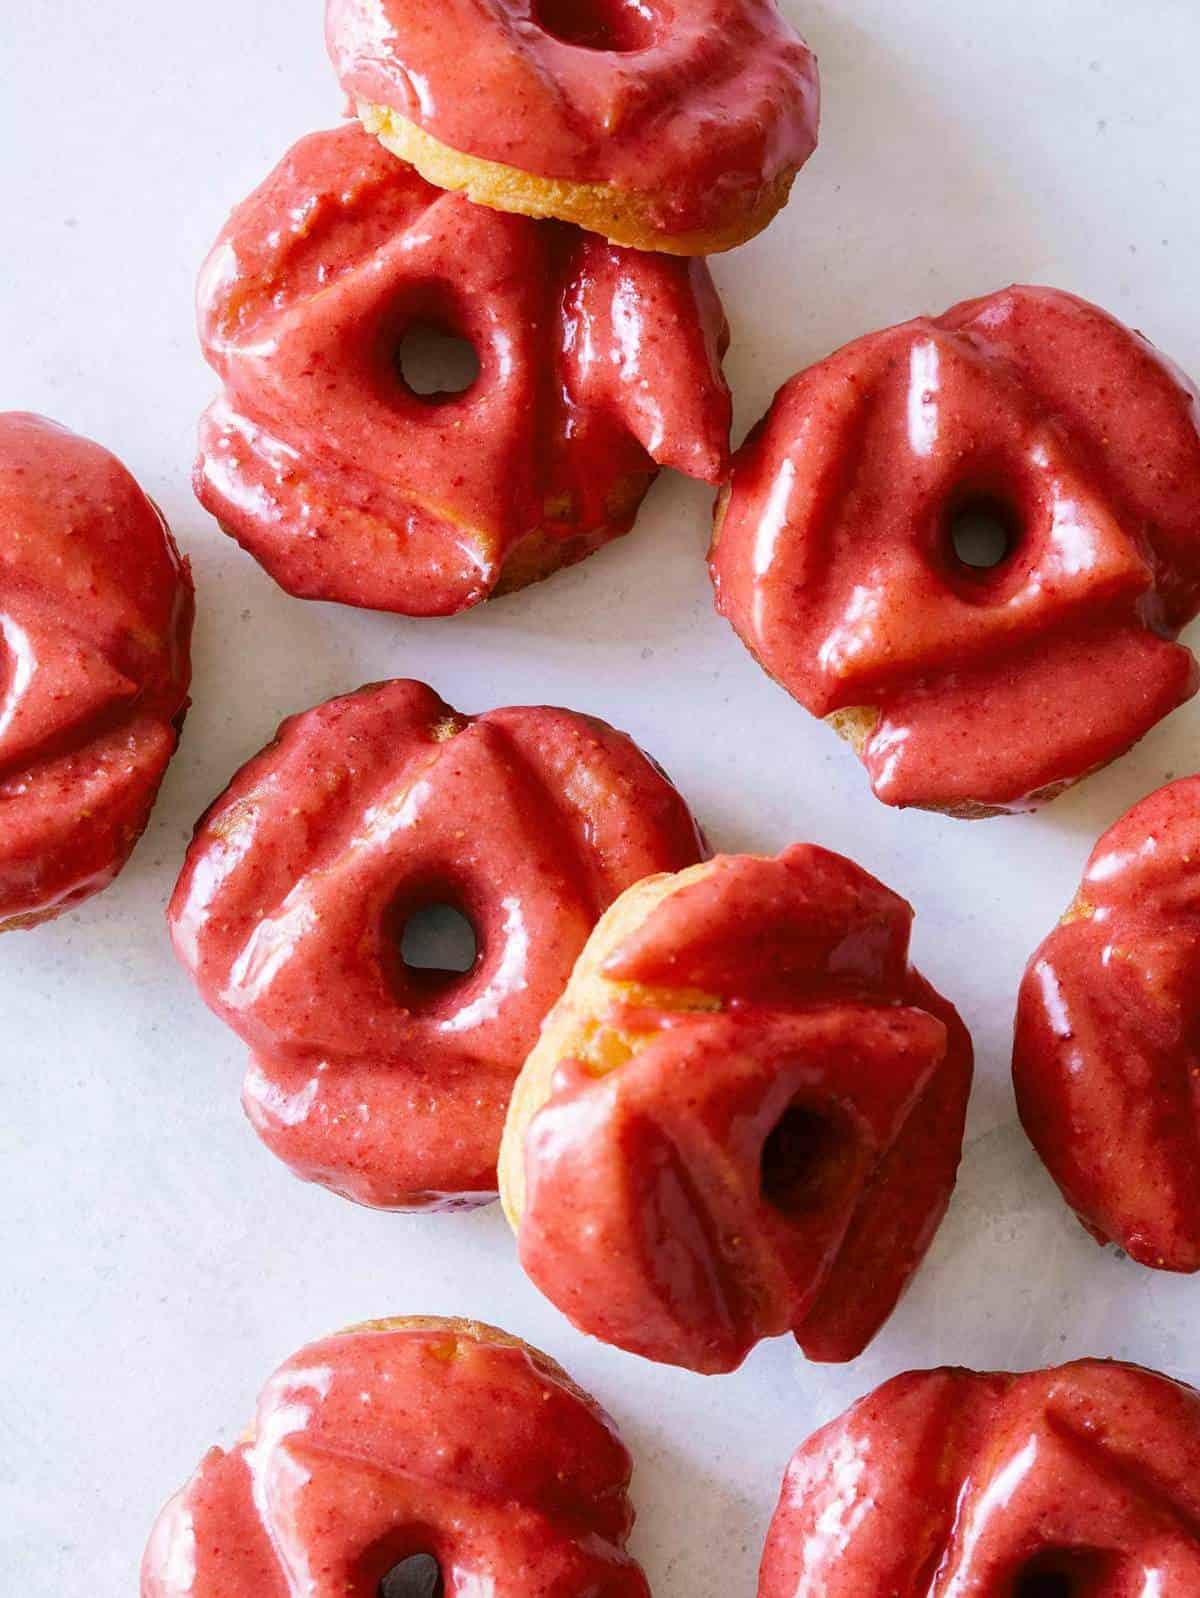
[532,0,659,52]
[1016,1572,1072,1598]
[761,1104,854,1217]
[398,902,479,984]
[395,321,481,401]
[379,1554,444,1598]
[947,494,1021,573]
[1012,1551,1111,1598]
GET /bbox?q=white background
[3,2,1200,1592]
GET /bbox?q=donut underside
[205,465,653,616]
[708,603,1179,818]
[1,904,76,933]
[359,101,796,257]
[491,472,652,595]
[0,711,188,932]
[713,498,1159,820]
[822,705,1114,821]
[213,513,645,611]
[2,844,137,933]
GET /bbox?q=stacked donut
[188,0,826,616]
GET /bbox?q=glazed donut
[1014,776,1200,1271]
[0,413,192,932]
[759,1359,1200,1596]
[326,0,820,255]
[710,285,1200,817]
[169,678,704,1209]
[499,846,973,1371]
[141,1316,649,1598]
[196,123,731,618]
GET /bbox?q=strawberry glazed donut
[1014,776,1200,1272]
[759,1359,1200,1596]
[710,286,1200,817]
[196,123,731,617]
[0,413,192,932]
[142,1316,650,1598]
[326,0,820,255]
[168,679,704,1210]
[499,846,973,1371]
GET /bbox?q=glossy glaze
[513,848,973,1370]
[711,286,1200,814]
[168,679,704,1209]
[759,1359,1200,1596]
[0,412,193,931]
[327,0,819,240]
[141,1318,649,1598]
[1014,776,1200,1270]
[196,123,731,616]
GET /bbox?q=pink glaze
[195,123,731,617]
[711,286,1200,813]
[141,1321,649,1598]
[326,0,819,240]
[0,413,192,930]
[1014,776,1200,1271]
[759,1360,1200,1596]
[168,679,704,1209]
[517,847,973,1371]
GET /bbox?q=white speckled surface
[3,1,1200,1592]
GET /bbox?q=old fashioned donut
[196,123,731,617]
[0,412,193,932]
[169,678,704,1210]
[141,1316,649,1598]
[326,0,820,255]
[499,846,973,1371]
[710,286,1200,816]
[759,1359,1200,1596]
[1014,776,1200,1271]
